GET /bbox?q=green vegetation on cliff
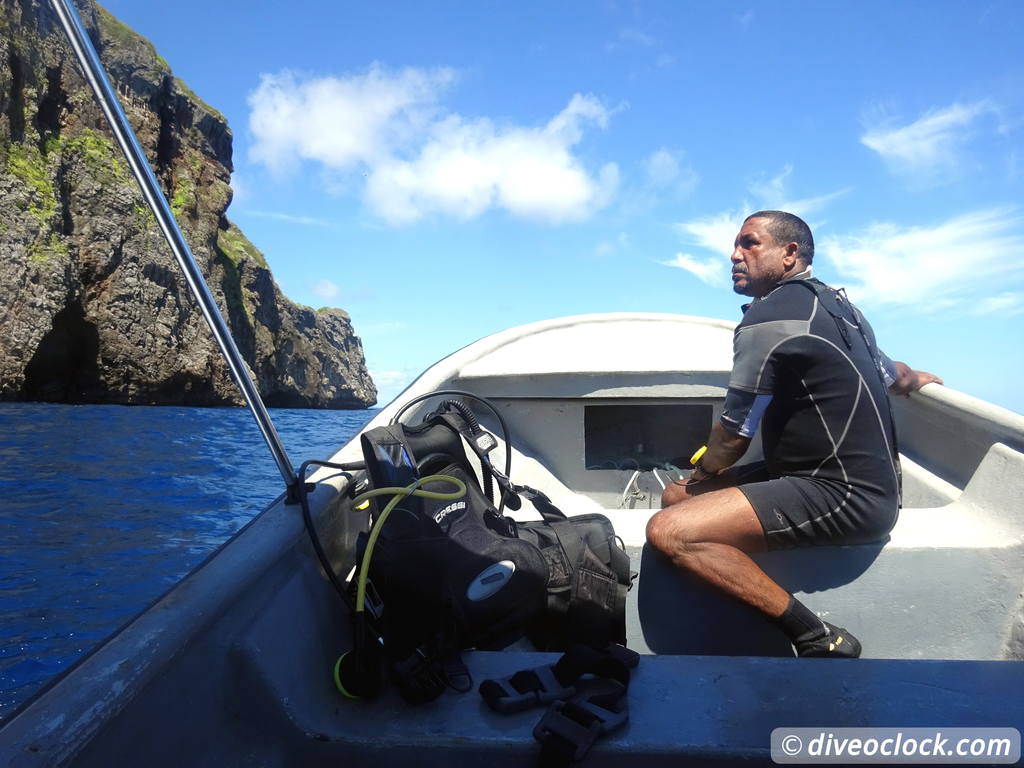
[28,232,70,264]
[59,128,130,184]
[96,6,170,72]
[217,221,270,269]
[5,143,57,226]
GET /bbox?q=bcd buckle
[533,682,629,761]
[479,664,575,714]
[533,699,603,762]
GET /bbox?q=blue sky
[100,1,1024,412]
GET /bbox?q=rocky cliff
[0,0,377,408]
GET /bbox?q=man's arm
[689,422,750,482]
[889,360,943,397]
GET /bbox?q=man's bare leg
[647,479,862,657]
[647,485,789,617]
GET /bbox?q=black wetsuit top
[720,276,900,504]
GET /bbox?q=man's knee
[646,505,696,559]
[648,488,768,556]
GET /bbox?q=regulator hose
[298,458,367,610]
[349,475,467,615]
[390,389,513,512]
[437,398,493,503]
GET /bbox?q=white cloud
[666,177,848,286]
[229,172,249,202]
[660,253,728,287]
[369,367,422,405]
[820,206,1022,309]
[748,164,792,204]
[606,28,658,53]
[973,292,1024,316]
[245,210,332,227]
[591,231,630,259]
[645,148,699,196]
[366,95,618,224]
[248,65,454,175]
[748,165,850,217]
[663,210,749,285]
[370,369,416,388]
[310,279,340,300]
[678,209,749,254]
[248,68,618,225]
[860,101,994,181]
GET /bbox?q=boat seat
[628,442,1024,660]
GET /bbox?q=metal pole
[49,0,301,498]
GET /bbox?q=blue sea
[0,402,376,721]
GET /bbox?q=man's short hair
[745,210,814,265]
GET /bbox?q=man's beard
[732,265,752,296]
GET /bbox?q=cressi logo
[433,501,466,524]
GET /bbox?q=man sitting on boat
[645,210,942,658]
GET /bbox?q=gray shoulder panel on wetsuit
[729,317,813,392]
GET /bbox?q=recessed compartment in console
[584,403,713,471]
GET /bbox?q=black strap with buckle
[479,663,577,714]
[479,643,638,765]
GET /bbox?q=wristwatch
[690,445,714,476]
[693,456,715,476]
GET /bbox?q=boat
[4,2,1023,764]
[3,310,1024,766]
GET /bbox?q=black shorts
[718,462,899,551]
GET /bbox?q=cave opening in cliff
[22,299,103,403]
[6,48,26,142]
[37,65,66,150]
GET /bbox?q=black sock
[776,596,827,642]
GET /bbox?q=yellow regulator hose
[349,475,466,615]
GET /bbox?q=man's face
[730,217,792,298]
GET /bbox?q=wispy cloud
[369,366,422,404]
[820,206,1022,310]
[677,210,748,255]
[644,147,699,198]
[229,172,249,202]
[665,169,848,286]
[660,253,728,287]
[860,101,995,182]
[310,279,340,300]
[1007,151,1020,182]
[748,165,850,217]
[248,66,618,225]
[663,209,748,285]
[606,28,658,52]
[736,10,755,29]
[244,210,333,227]
[606,27,674,68]
[620,29,657,47]
[370,368,416,388]
[591,232,630,260]
[973,292,1024,316]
